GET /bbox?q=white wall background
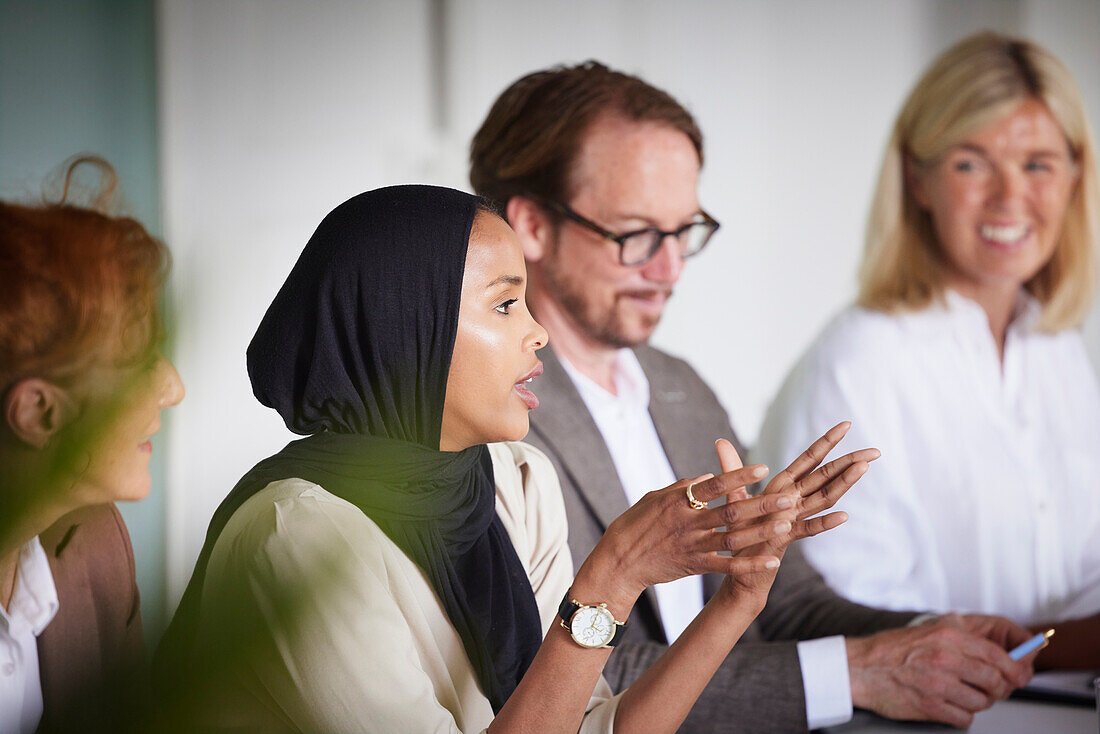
[157,0,1100,607]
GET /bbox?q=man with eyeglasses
[470,61,1033,732]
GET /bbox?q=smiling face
[439,212,549,452]
[910,98,1079,303]
[65,352,185,505]
[536,114,703,348]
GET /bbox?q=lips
[979,223,1032,249]
[620,288,671,314]
[139,421,161,453]
[513,361,543,410]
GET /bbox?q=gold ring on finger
[686,482,707,510]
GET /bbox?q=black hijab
[155,185,542,713]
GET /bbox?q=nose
[527,315,550,351]
[158,355,185,408]
[640,234,685,283]
[990,164,1028,210]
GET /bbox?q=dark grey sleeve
[757,542,919,642]
[603,638,810,733]
[601,548,919,734]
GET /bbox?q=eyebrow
[613,210,704,228]
[486,274,523,288]
[954,143,1067,158]
[955,143,989,155]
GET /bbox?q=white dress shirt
[756,291,1100,623]
[559,351,703,644]
[0,536,60,734]
[561,349,853,728]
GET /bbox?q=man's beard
[540,248,665,349]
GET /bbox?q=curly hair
[0,155,170,393]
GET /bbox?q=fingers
[714,438,743,474]
[689,464,769,503]
[955,632,1029,693]
[768,421,851,492]
[697,513,796,554]
[793,449,880,498]
[954,615,1036,675]
[789,511,848,541]
[851,625,1010,728]
[1000,620,1039,651]
[692,490,799,531]
[927,673,995,719]
[915,695,976,729]
[895,657,994,728]
[795,460,871,517]
[1004,623,1039,650]
[914,624,1021,703]
[951,655,1012,701]
[699,553,781,576]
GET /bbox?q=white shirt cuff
[797,636,853,729]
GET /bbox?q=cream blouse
[192,441,620,733]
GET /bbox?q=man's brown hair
[470,60,703,211]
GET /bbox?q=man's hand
[847,614,1034,728]
[942,613,1036,654]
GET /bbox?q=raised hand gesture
[575,457,797,616]
[716,421,879,602]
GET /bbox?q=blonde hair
[859,31,1099,330]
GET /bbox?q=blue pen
[1008,628,1054,660]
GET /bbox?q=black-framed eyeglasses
[541,200,720,267]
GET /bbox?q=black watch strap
[558,594,580,623]
[557,592,628,647]
[609,619,627,646]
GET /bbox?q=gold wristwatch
[558,592,628,649]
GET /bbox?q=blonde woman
[756,32,1100,669]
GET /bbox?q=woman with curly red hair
[0,157,184,733]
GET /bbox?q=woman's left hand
[715,421,879,603]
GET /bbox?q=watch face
[569,605,616,648]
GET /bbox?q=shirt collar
[1,536,60,637]
[559,348,651,411]
[941,288,1042,334]
[1010,290,1042,332]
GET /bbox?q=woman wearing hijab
[157,185,873,732]
[756,33,1100,668]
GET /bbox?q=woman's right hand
[571,460,800,616]
[714,421,879,605]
